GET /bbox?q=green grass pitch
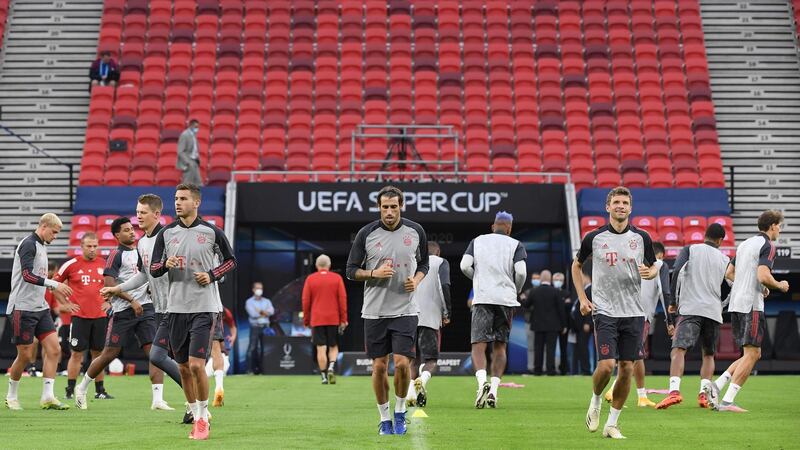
[2,374,798,449]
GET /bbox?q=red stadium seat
[97,215,117,229]
[709,216,734,236]
[72,215,97,233]
[203,216,224,228]
[685,230,705,245]
[207,170,232,187]
[596,171,622,188]
[99,230,117,248]
[683,216,708,235]
[675,171,700,188]
[662,231,684,247]
[658,216,682,235]
[646,171,672,188]
[632,216,658,236]
[130,169,155,186]
[77,0,723,188]
[580,216,606,237]
[103,168,129,186]
[155,168,182,186]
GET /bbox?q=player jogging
[150,183,237,440]
[5,213,75,411]
[460,211,527,409]
[605,241,672,407]
[656,223,732,409]
[572,187,658,439]
[100,194,185,413]
[209,306,237,406]
[406,241,451,408]
[346,185,429,436]
[74,217,164,410]
[704,210,789,412]
[55,232,111,400]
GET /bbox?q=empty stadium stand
[701,0,800,249]
[4,0,799,261]
[79,0,725,188]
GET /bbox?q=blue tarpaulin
[74,186,226,216]
[578,188,731,218]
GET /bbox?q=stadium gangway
[0,122,77,210]
[224,170,583,265]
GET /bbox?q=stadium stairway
[0,0,102,258]
[700,0,800,252]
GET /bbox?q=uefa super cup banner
[260,336,315,374]
[237,183,566,224]
[338,352,473,376]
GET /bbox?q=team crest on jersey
[97,268,103,275]
[170,238,180,245]
[629,239,638,250]
[600,344,610,356]
[197,234,207,244]
[374,242,383,251]
[403,234,413,246]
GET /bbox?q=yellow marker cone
[412,408,428,418]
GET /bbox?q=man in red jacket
[53,233,111,400]
[302,254,348,384]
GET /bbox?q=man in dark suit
[526,270,567,375]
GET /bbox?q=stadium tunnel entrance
[230,182,573,369]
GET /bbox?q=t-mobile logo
[605,252,618,266]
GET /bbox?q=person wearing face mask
[245,282,274,374]
[177,119,203,185]
[518,272,542,304]
[520,272,541,373]
[526,270,567,376]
